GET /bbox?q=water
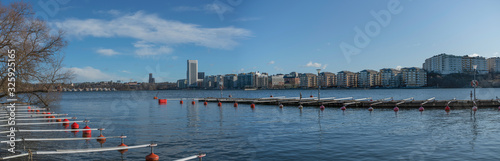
[2,88,500,160]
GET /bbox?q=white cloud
[322,64,328,70]
[133,41,173,56]
[396,66,403,70]
[469,53,480,57]
[64,66,127,82]
[53,11,251,56]
[96,49,120,56]
[204,3,234,14]
[268,60,275,65]
[305,61,322,68]
[274,66,283,71]
[121,70,130,73]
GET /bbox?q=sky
[4,0,500,82]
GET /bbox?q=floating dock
[200,97,500,109]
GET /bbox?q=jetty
[199,96,500,109]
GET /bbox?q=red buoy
[153,97,158,99]
[394,106,399,112]
[71,122,79,129]
[45,112,51,118]
[251,103,255,108]
[62,119,70,126]
[419,106,424,112]
[192,101,196,105]
[56,119,62,122]
[118,143,128,154]
[368,107,373,111]
[320,105,325,109]
[340,106,346,111]
[204,102,208,105]
[83,125,91,134]
[28,106,31,109]
[445,106,450,111]
[146,153,159,161]
[279,104,283,108]
[218,102,222,106]
[180,100,184,104]
[234,103,238,107]
[82,132,92,138]
[158,99,167,104]
[270,95,273,97]
[310,95,313,98]
[472,106,478,112]
[36,110,40,113]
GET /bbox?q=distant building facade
[177,79,187,89]
[319,72,336,87]
[299,73,317,88]
[462,56,487,74]
[487,57,500,73]
[337,71,357,88]
[379,68,401,88]
[187,60,198,87]
[357,70,378,88]
[269,74,285,89]
[401,67,427,87]
[148,73,155,84]
[423,53,463,74]
[283,72,300,88]
[223,74,238,89]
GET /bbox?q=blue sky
[6,0,500,82]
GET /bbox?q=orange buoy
[118,143,128,154]
[204,101,208,105]
[97,134,106,144]
[180,100,184,104]
[83,125,91,134]
[445,106,450,111]
[250,103,255,108]
[45,112,51,118]
[234,103,238,107]
[158,99,167,104]
[270,95,273,97]
[146,153,159,161]
[394,106,399,112]
[340,106,346,111]
[192,101,196,105]
[218,102,222,106]
[56,119,62,122]
[71,122,79,129]
[42,112,46,114]
[28,106,31,109]
[368,107,373,111]
[153,97,158,99]
[310,95,313,98]
[82,132,92,138]
[36,110,40,113]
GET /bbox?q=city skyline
[5,0,500,82]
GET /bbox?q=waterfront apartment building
[177,79,187,89]
[337,71,357,88]
[203,75,218,89]
[284,72,300,88]
[423,53,462,74]
[255,72,269,89]
[269,74,285,89]
[319,72,336,87]
[379,68,401,87]
[299,73,318,88]
[357,70,378,88]
[462,56,487,74]
[237,72,256,88]
[223,74,237,89]
[487,57,500,73]
[187,60,198,87]
[401,67,427,87]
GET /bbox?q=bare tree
[0,2,72,107]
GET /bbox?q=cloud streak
[53,11,251,56]
[64,66,127,82]
[96,49,120,56]
[305,61,322,68]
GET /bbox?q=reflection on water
[2,89,500,160]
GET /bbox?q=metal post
[317,69,321,103]
[473,67,476,101]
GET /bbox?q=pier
[200,97,500,109]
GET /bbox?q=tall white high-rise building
[187,60,198,87]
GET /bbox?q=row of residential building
[177,67,427,89]
[423,53,500,74]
